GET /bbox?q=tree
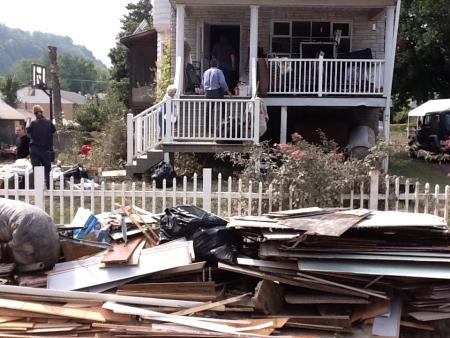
[0,74,20,106]
[59,53,97,94]
[108,0,153,105]
[393,0,450,109]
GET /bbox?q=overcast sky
[0,0,140,67]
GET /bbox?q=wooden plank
[117,282,217,301]
[0,298,106,322]
[61,239,106,261]
[103,301,278,336]
[0,284,204,309]
[251,280,284,315]
[172,293,251,316]
[101,237,143,264]
[409,311,450,321]
[279,209,371,236]
[285,293,370,304]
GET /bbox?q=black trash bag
[159,206,241,264]
[192,226,242,264]
[151,162,176,188]
[159,205,227,242]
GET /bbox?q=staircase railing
[127,98,167,165]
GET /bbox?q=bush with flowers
[219,131,390,208]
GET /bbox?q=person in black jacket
[26,105,56,188]
[15,123,30,159]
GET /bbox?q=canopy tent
[408,99,450,117]
[407,99,450,137]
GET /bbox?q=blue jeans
[30,146,52,189]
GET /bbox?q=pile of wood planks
[1,207,450,337]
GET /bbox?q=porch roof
[171,0,396,8]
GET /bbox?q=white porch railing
[127,99,168,165]
[268,56,385,96]
[127,97,260,165]
[170,97,259,143]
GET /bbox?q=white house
[127,0,401,174]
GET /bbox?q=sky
[0,0,140,67]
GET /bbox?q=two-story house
[126,0,401,174]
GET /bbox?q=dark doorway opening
[209,25,240,90]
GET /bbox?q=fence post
[369,170,379,210]
[318,54,324,97]
[202,168,212,212]
[34,166,45,210]
[165,97,172,143]
[126,113,133,166]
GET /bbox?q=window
[271,20,351,57]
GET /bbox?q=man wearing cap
[26,105,56,188]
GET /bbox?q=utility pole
[48,46,62,128]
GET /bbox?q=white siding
[153,0,171,32]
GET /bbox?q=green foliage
[393,108,409,124]
[0,74,20,106]
[156,43,172,101]
[394,0,450,107]
[59,53,96,94]
[10,52,107,94]
[0,23,104,75]
[74,93,126,132]
[220,133,390,208]
[119,0,153,38]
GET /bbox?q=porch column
[249,5,259,96]
[280,106,287,144]
[175,4,185,94]
[383,2,401,141]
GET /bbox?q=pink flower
[291,132,303,142]
[278,143,289,151]
[291,150,306,159]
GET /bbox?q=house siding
[170,5,386,80]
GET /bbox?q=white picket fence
[1,167,449,224]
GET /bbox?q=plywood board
[101,237,143,264]
[251,280,284,315]
[279,209,371,236]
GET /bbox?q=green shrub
[219,132,391,208]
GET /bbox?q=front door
[202,24,240,91]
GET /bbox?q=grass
[389,124,450,186]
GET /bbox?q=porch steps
[126,142,251,176]
[126,149,164,176]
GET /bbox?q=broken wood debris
[0,206,449,336]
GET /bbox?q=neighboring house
[0,99,34,145]
[121,25,157,114]
[127,0,401,175]
[16,87,87,121]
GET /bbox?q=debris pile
[0,204,448,336]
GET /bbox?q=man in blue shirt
[203,58,232,99]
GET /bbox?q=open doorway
[204,24,240,90]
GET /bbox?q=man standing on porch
[203,58,232,99]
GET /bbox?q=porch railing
[127,99,167,165]
[268,56,385,96]
[127,97,260,165]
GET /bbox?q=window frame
[270,19,353,57]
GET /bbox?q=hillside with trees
[0,23,104,75]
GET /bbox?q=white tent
[408,99,450,117]
[407,99,450,137]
